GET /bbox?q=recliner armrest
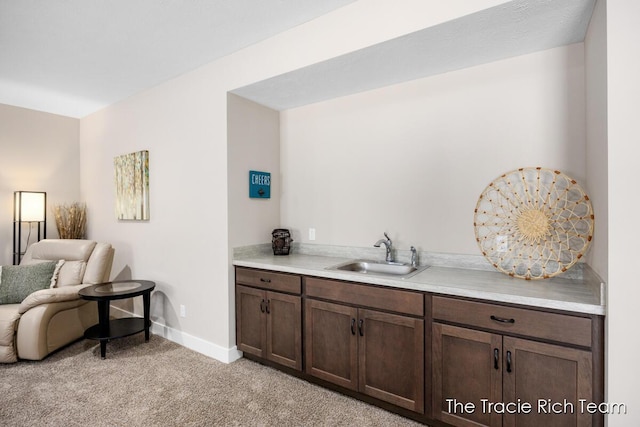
[18,284,90,315]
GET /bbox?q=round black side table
[79,280,155,359]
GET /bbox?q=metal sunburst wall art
[474,167,594,280]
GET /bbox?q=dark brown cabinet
[234,266,604,426]
[432,296,601,427]
[358,307,425,412]
[432,323,502,427]
[235,268,302,371]
[305,278,425,414]
[502,336,593,427]
[305,299,358,389]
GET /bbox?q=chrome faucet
[374,232,394,262]
[410,246,418,267]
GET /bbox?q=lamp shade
[15,191,46,222]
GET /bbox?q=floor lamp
[13,191,46,265]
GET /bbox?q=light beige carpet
[0,334,423,426]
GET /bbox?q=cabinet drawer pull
[351,318,356,335]
[506,350,512,373]
[494,348,499,370]
[358,319,364,336]
[491,315,515,324]
[260,278,272,283]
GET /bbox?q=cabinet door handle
[260,299,266,313]
[259,278,271,283]
[491,315,515,324]
[494,348,499,370]
[265,299,270,314]
[358,319,364,336]
[350,318,356,335]
[506,350,512,373]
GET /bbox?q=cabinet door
[432,323,502,427]
[305,299,358,390]
[265,291,302,370]
[236,285,266,358]
[358,308,425,413]
[503,336,593,427]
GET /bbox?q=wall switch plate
[180,305,186,318]
[309,228,316,241]
[496,235,508,252]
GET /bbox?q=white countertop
[233,252,605,316]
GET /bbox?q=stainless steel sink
[327,259,428,278]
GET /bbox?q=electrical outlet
[180,305,186,318]
[309,228,316,241]
[496,235,508,252]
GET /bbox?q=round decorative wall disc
[473,167,594,280]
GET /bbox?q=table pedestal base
[79,281,155,359]
[84,318,150,358]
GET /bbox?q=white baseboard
[109,307,243,364]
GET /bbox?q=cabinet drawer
[235,267,301,294]
[432,296,592,348]
[305,277,423,316]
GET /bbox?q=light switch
[496,235,508,252]
[309,228,316,241]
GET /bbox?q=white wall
[79,69,234,357]
[585,0,608,281]
[24,0,640,423]
[0,103,80,264]
[281,44,587,255]
[605,0,640,425]
[227,94,280,344]
[227,94,281,249]
[78,0,505,358]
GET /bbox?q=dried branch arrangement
[53,202,87,239]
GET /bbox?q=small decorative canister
[272,229,293,255]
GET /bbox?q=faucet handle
[410,246,418,267]
[383,232,391,243]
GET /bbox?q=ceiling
[0,0,356,118]
[233,0,596,110]
[0,0,595,119]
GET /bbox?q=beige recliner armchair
[0,239,114,363]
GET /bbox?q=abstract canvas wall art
[114,150,149,220]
